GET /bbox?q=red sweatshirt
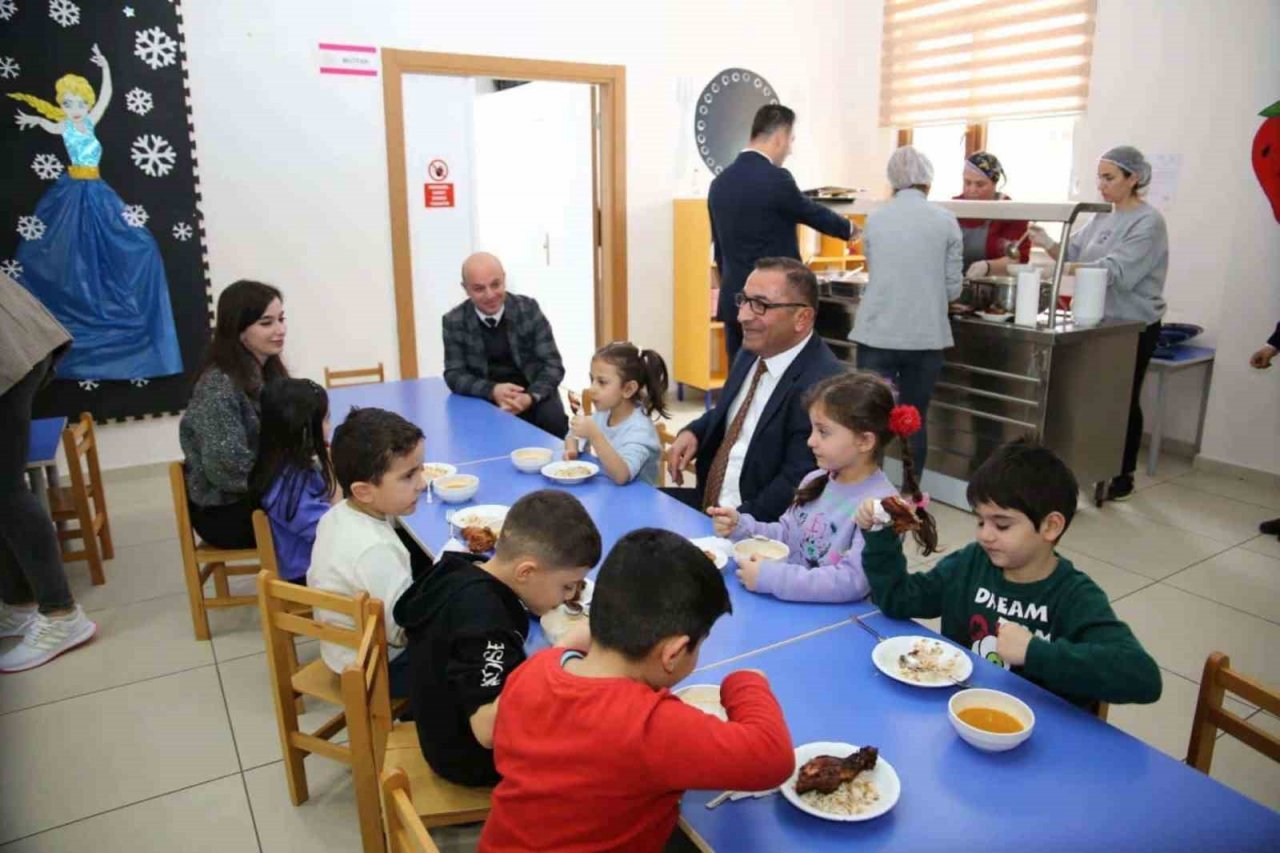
[479,649,794,853]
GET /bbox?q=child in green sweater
[855,438,1161,709]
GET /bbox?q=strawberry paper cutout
[1253,100,1280,223]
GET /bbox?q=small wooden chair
[1186,652,1280,773]
[325,363,385,389]
[382,769,441,853]
[656,422,695,489]
[48,413,114,585]
[343,604,491,851]
[169,462,262,640]
[258,571,371,810]
[578,388,596,415]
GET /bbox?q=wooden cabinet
[672,199,727,404]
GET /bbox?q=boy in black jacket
[393,489,601,786]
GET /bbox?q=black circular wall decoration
[694,68,779,175]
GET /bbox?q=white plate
[541,460,600,485]
[674,683,727,721]
[871,635,973,688]
[976,311,1014,323]
[781,742,900,822]
[448,504,510,533]
[689,536,732,570]
[421,462,457,482]
[539,577,594,645]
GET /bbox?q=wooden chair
[47,413,114,585]
[343,602,491,852]
[382,769,441,853]
[325,363,385,389]
[578,387,596,415]
[169,462,261,640]
[656,422,695,489]
[1186,652,1280,774]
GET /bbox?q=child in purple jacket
[250,379,338,582]
[710,371,938,602]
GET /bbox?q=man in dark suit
[666,258,845,522]
[442,252,569,437]
[708,104,857,362]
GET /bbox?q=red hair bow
[889,404,922,437]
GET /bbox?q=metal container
[962,276,1052,314]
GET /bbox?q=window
[984,114,1077,201]
[906,122,968,199]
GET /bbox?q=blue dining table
[26,415,66,515]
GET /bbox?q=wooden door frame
[381,49,628,379]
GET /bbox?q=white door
[473,81,597,393]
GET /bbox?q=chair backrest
[169,461,197,550]
[343,600,396,853]
[251,509,282,578]
[656,422,677,488]
[258,570,371,653]
[382,768,441,853]
[580,388,595,416]
[1186,652,1280,773]
[62,412,106,518]
[325,363,385,389]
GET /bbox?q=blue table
[679,618,1280,851]
[397,457,866,669]
[1147,344,1214,476]
[26,416,66,515]
[327,378,561,466]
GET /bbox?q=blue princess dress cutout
[15,117,183,381]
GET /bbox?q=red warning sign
[428,159,450,181]
[425,183,455,208]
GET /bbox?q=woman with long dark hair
[179,280,288,548]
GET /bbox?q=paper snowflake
[0,56,18,80]
[31,153,63,180]
[130,134,176,177]
[130,378,149,387]
[123,5,134,17]
[17,215,46,241]
[125,87,153,116]
[172,221,193,241]
[134,26,177,70]
[0,259,22,279]
[78,379,100,391]
[121,204,149,227]
[48,0,79,27]
[0,0,16,22]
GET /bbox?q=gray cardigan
[0,271,71,395]
[179,367,260,507]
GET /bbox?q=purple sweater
[731,468,898,602]
[262,466,331,581]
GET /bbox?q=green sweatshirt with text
[863,528,1162,707]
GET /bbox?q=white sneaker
[0,604,38,639]
[0,606,97,673]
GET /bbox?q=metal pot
[962,276,1051,313]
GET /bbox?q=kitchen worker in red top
[955,151,1032,279]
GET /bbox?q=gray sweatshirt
[1067,203,1168,325]
[851,189,964,350]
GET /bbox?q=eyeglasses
[735,292,810,316]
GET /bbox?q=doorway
[380,50,627,380]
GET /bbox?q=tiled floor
[2,446,1278,850]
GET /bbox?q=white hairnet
[887,146,934,190]
[1099,146,1152,189]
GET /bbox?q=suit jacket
[442,293,565,402]
[683,334,846,522]
[707,151,853,322]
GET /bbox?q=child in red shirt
[480,528,794,852]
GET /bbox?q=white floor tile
[1242,533,1280,561]
[1133,452,1193,492]
[1109,482,1274,547]
[1108,668,1252,760]
[0,593,214,715]
[1207,710,1280,811]
[1112,584,1280,688]
[218,646,346,771]
[65,537,187,614]
[0,667,240,844]
[0,774,257,853]
[1164,547,1280,625]
[1063,509,1229,580]
[1058,548,1152,602]
[208,604,271,664]
[244,756,362,853]
[1174,470,1280,512]
[107,501,182,549]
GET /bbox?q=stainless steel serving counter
[816,286,1142,506]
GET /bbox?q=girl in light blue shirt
[565,342,669,485]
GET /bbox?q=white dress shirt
[476,304,506,326]
[717,333,812,508]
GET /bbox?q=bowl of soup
[434,474,479,504]
[732,537,789,564]
[948,688,1035,752]
[511,447,555,473]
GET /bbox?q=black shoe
[1107,475,1135,502]
[1261,518,1280,536]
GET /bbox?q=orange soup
[957,707,1024,734]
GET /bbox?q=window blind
[881,0,1097,127]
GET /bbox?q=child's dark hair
[496,489,602,569]
[966,437,1078,541]
[330,407,424,497]
[250,378,334,520]
[590,529,731,661]
[200,280,288,395]
[795,371,938,555]
[592,341,670,419]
